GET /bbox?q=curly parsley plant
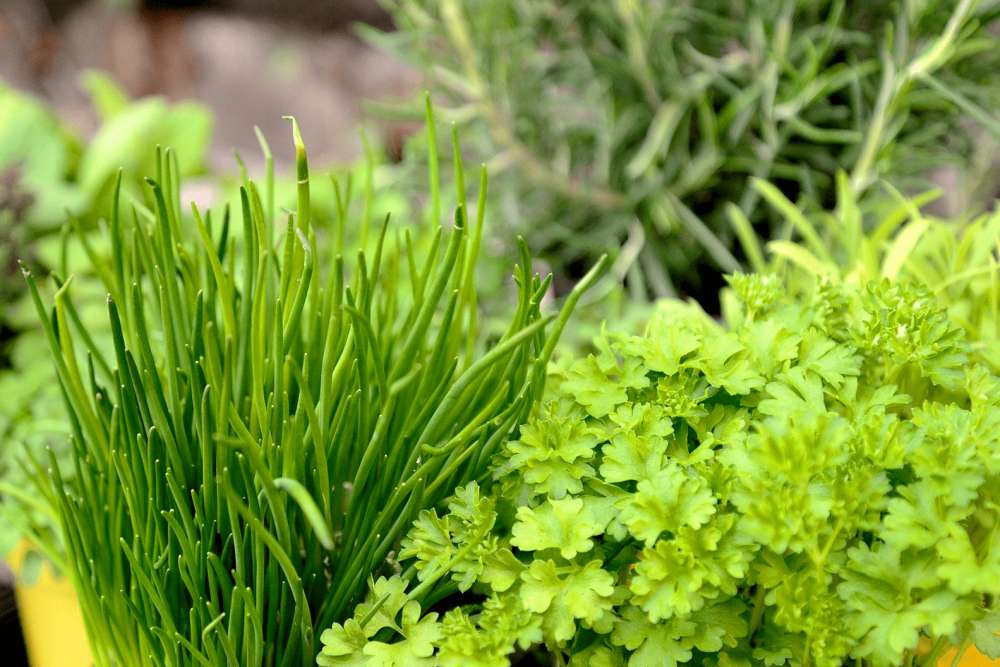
[322,274,1000,666]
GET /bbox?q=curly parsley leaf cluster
[319,275,1000,667]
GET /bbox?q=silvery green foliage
[370,0,1000,301]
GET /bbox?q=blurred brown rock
[0,0,418,171]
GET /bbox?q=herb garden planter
[6,25,1000,660]
[9,540,91,667]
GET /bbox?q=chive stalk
[23,111,603,666]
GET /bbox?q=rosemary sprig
[368,0,1000,302]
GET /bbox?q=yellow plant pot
[920,637,999,666]
[942,646,999,667]
[9,541,92,667]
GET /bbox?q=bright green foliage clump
[325,275,1000,666]
[371,0,1000,299]
[731,173,1000,368]
[22,115,603,666]
[1,73,212,568]
[0,231,110,569]
[1,73,211,292]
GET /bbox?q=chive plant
[21,106,605,666]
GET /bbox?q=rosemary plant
[369,0,1000,303]
[21,109,605,666]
